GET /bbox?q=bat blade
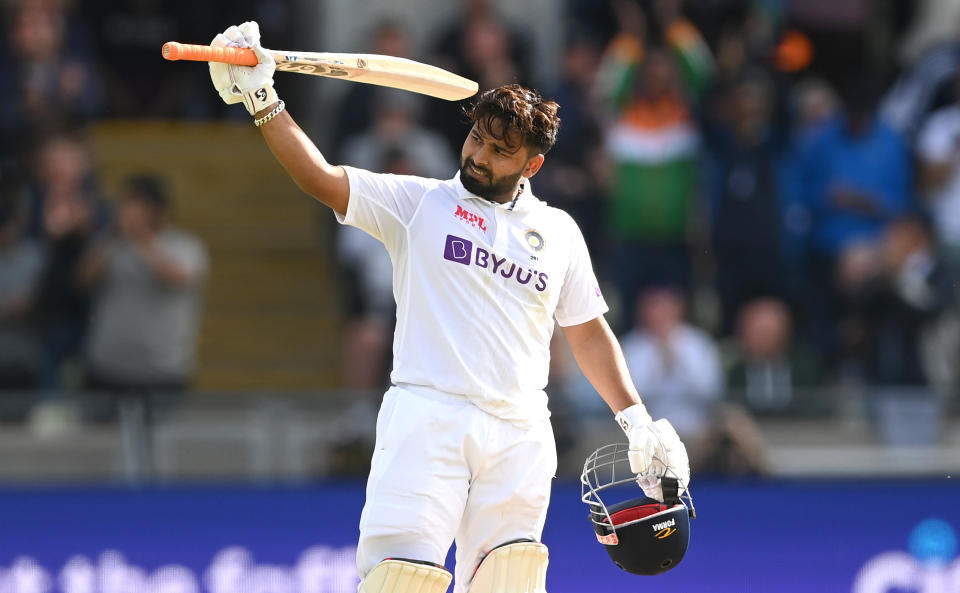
[275,52,479,101]
[161,42,478,101]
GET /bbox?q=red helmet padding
[600,497,669,527]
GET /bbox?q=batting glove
[616,404,691,502]
[209,21,278,115]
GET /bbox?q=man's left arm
[561,316,640,414]
[555,217,689,498]
[562,316,691,499]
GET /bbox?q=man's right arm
[255,105,350,217]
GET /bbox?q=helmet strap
[661,477,681,506]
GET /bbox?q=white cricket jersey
[337,166,608,427]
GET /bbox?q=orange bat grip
[161,42,259,66]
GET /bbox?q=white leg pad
[359,559,452,593]
[468,542,549,593]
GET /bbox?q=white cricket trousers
[356,384,557,593]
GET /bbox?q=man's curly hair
[464,84,561,154]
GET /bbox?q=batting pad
[360,559,452,593]
[469,541,549,593]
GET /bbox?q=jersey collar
[452,171,538,213]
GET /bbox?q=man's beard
[459,158,523,203]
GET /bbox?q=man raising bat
[209,20,691,593]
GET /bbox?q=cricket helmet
[581,442,696,576]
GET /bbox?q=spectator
[535,31,606,249]
[705,72,788,333]
[331,20,413,155]
[595,0,712,322]
[0,0,101,159]
[781,77,840,267]
[620,286,724,444]
[79,175,208,418]
[431,0,533,88]
[0,172,45,395]
[691,403,771,478]
[725,298,823,416]
[837,215,953,389]
[897,0,960,66]
[836,215,954,443]
[916,67,960,277]
[30,132,105,391]
[801,75,913,362]
[340,89,455,180]
[427,0,532,153]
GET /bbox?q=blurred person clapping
[725,298,823,416]
[79,175,207,417]
[0,172,45,394]
[837,215,953,388]
[620,286,724,443]
[30,132,105,391]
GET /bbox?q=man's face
[460,120,536,203]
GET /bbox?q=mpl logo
[443,235,548,292]
[454,205,487,231]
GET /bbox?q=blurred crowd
[0,0,211,425]
[1,0,959,473]
[327,0,960,474]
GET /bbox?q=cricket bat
[161,42,479,101]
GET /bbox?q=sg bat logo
[277,62,349,77]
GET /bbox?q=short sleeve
[554,216,608,327]
[917,110,957,162]
[338,166,436,243]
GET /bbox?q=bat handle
[161,42,259,67]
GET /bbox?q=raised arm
[208,21,349,215]
[256,108,350,216]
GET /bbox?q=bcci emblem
[524,229,545,252]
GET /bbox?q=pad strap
[359,559,452,593]
[469,541,548,593]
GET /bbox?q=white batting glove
[616,404,691,502]
[208,21,278,115]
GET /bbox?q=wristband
[254,100,285,127]
[615,403,652,435]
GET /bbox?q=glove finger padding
[647,419,691,500]
[627,419,690,502]
[626,427,660,475]
[222,25,246,45]
[207,21,278,115]
[210,32,243,104]
[237,21,261,45]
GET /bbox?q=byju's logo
[443,234,548,292]
[444,235,473,265]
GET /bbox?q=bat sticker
[276,62,349,77]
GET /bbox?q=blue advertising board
[0,480,958,593]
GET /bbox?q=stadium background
[0,0,959,591]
